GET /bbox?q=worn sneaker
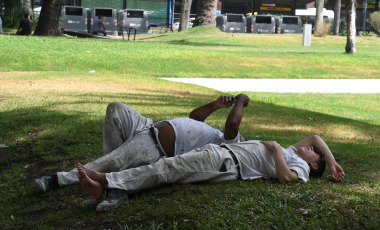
[34,174,59,193]
[96,189,129,212]
[82,198,102,209]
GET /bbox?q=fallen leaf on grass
[297,208,310,215]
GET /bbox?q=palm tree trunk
[193,0,218,27]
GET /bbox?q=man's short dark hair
[309,146,326,177]
[24,13,30,18]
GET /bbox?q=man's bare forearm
[294,135,336,167]
[224,94,249,140]
[189,96,235,122]
[261,141,298,183]
[224,101,243,140]
[189,100,220,122]
[293,135,345,181]
[273,146,298,183]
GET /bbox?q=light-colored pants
[106,144,240,194]
[103,101,153,155]
[57,102,161,186]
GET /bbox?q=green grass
[1,26,380,79]
[0,27,379,229]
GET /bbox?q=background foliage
[369,11,380,33]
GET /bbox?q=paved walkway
[161,78,380,93]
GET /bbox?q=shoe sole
[96,196,128,212]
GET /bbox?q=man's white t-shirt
[224,140,310,182]
[157,118,240,156]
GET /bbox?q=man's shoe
[82,198,102,209]
[96,189,129,212]
[35,174,58,193]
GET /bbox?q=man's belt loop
[149,127,167,157]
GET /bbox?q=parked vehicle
[117,9,149,34]
[247,15,276,34]
[60,6,88,33]
[216,13,247,33]
[276,16,302,33]
[87,8,118,35]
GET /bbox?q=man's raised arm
[294,135,345,181]
[223,94,250,140]
[189,95,236,122]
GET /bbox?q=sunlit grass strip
[1,28,379,79]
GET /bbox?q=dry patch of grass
[0,72,211,96]
[0,71,38,77]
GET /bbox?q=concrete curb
[162,78,380,93]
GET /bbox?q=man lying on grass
[35,94,250,211]
[76,135,345,210]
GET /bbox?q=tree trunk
[314,0,324,35]
[193,0,218,27]
[179,0,193,31]
[333,0,341,35]
[34,0,62,36]
[345,0,357,53]
[361,0,368,33]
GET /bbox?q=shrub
[3,7,24,27]
[3,7,38,28]
[368,11,380,34]
[29,9,39,27]
[364,31,378,36]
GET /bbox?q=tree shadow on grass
[166,39,254,49]
[0,91,378,179]
[0,92,379,228]
[0,91,215,170]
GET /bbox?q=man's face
[297,146,320,164]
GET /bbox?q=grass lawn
[0,27,379,229]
